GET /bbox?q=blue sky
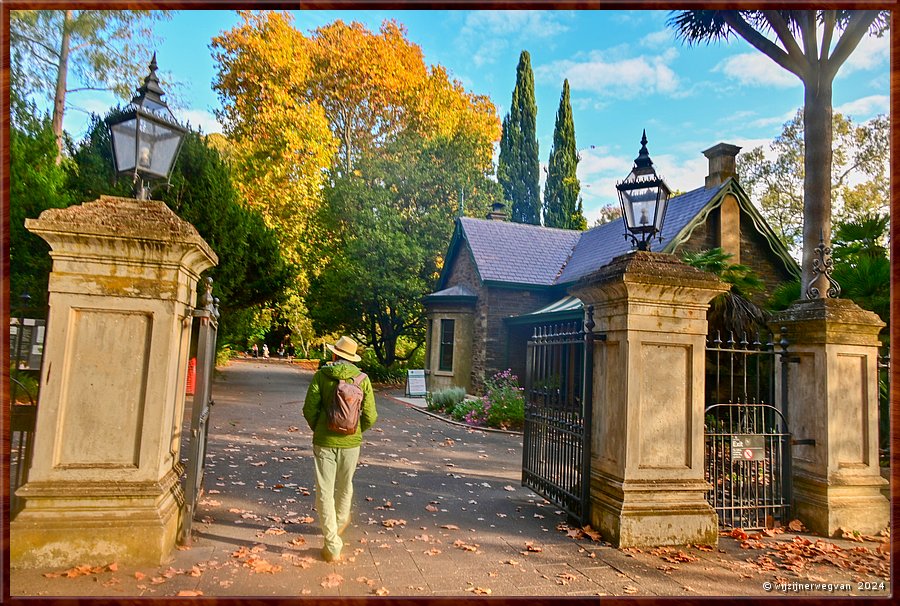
[60,9,890,224]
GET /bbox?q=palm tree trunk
[802,75,833,297]
[51,10,73,163]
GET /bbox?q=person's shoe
[321,547,342,563]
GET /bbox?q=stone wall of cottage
[442,246,489,393]
[481,286,559,392]
[676,202,795,303]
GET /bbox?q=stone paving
[8,358,892,598]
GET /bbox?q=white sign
[406,369,427,397]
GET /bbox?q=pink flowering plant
[450,369,524,430]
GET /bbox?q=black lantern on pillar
[615,130,671,251]
[106,53,187,200]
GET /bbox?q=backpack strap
[353,372,368,385]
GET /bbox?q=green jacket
[303,361,377,448]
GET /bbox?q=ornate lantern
[106,53,187,200]
[616,130,671,251]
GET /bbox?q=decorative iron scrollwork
[806,231,841,299]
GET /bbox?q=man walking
[303,336,377,562]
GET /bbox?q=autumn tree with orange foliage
[213,13,501,367]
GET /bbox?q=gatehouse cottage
[423,143,800,394]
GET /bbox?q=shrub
[358,349,406,384]
[215,344,236,367]
[451,398,487,425]
[482,369,525,430]
[427,387,466,412]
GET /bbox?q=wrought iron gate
[704,331,791,529]
[180,278,219,544]
[9,310,46,519]
[522,308,594,525]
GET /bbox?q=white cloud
[835,95,889,119]
[748,108,799,129]
[459,11,571,67]
[181,108,223,134]
[536,48,680,98]
[714,52,799,88]
[840,33,889,75]
[641,28,672,48]
[463,10,569,38]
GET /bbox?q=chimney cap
[486,201,509,221]
[702,142,742,159]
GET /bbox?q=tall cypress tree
[543,80,586,230]
[498,50,540,224]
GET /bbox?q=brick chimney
[702,143,742,189]
[485,201,509,221]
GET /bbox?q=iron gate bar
[522,307,593,526]
[180,278,219,545]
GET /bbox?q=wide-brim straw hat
[326,336,362,362]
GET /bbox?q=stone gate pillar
[570,251,728,547]
[771,298,888,536]
[11,196,218,567]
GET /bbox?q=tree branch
[820,10,836,63]
[826,10,880,79]
[723,11,805,78]
[10,31,61,60]
[763,10,808,71]
[797,11,819,70]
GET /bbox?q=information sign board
[406,369,427,397]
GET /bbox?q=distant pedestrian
[262,344,269,359]
[303,336,377,562]
[251,343,258,358]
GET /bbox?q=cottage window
[439,319,455,371]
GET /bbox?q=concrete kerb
[382,391,524,436]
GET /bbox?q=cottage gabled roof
[437,178,799,292]
[450,217,581,287]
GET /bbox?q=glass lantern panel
[654,195,669,232]
[136,117,185,178]
[623,187,658,232]
[110,119,138,173]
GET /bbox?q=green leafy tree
[543,80,586,230]
[498,50,540,225]
[669,9,889,296]
[737,110,888,252]
[66,110,289,349]
[308,131,498,367]
[8,100,72,314]
[10,9,172,160]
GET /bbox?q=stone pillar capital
[571,250,728,306]
[771,297,884,346]
[26,196,218,277]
